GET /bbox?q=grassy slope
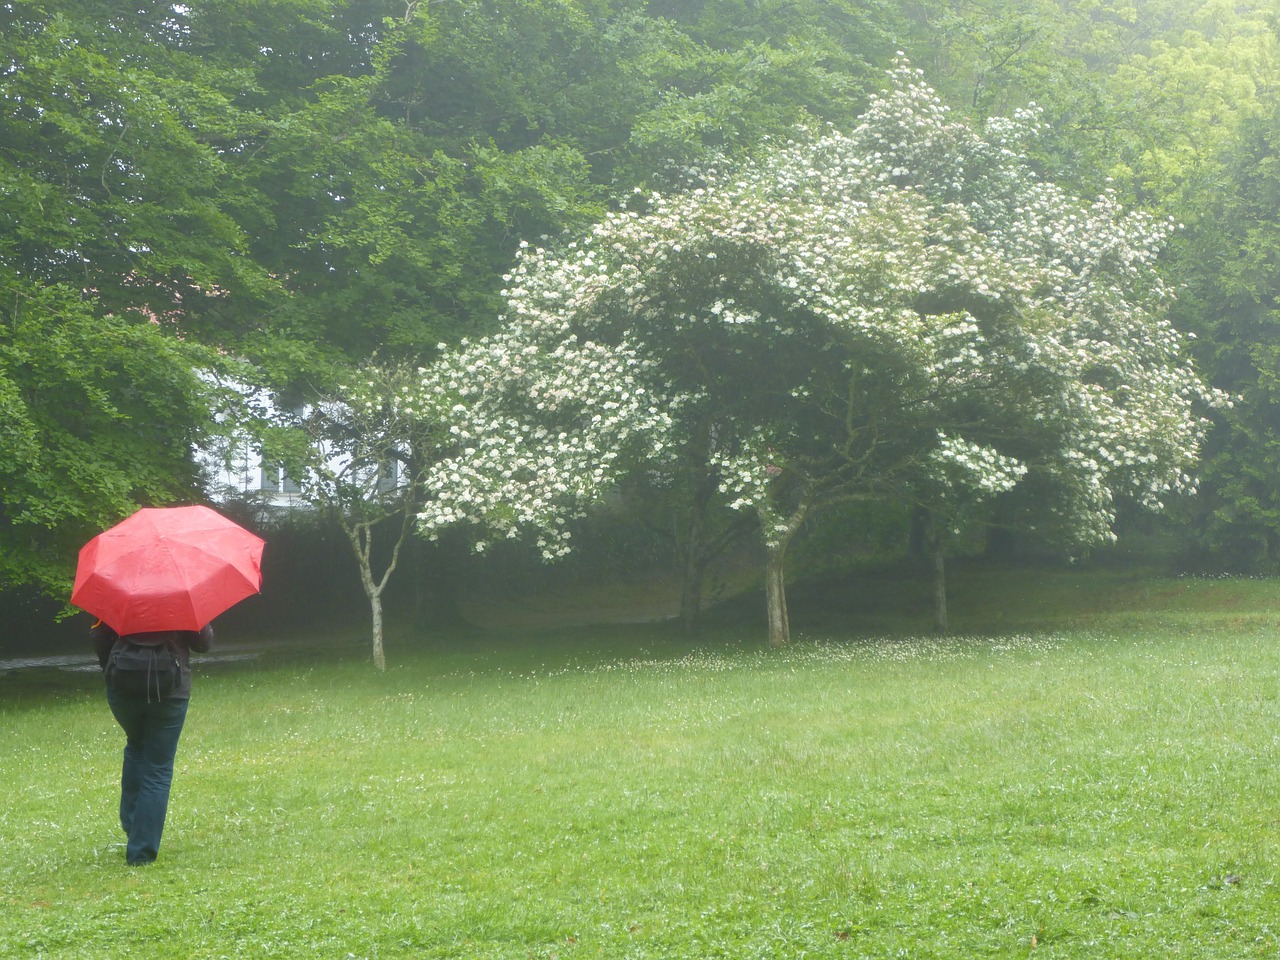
[3,567,1280,958]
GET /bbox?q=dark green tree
[1167,99,1280,570]
[903,0,1280,203]
[213,0,910,378]
[0,1,272,595]
[0,1,275,324]
[0,272,215,595]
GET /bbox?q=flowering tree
[412,59,1223,646]
[415,329,679,559]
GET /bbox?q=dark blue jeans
[105,691,190,865]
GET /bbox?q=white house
[194,374,311,509]
[195,374,399,509]
[200,438,307,509]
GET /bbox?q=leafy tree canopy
[0,271,216,595]
[906,0,1280,205]
[1167,97,1280,569]
[403,61,1222,644]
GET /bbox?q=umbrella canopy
[72,505,265,635]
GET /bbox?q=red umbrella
[71,505,265,635]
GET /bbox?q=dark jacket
[90,622,214,700]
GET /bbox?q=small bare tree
[279,362,439,671]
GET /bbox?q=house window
[376,459,398,492]
[281,469,301,494]
[260,465,281,492]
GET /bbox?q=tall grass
[4,582,1280,957]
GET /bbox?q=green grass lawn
[4,571,1280,958]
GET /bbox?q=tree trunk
[680,458,764,637]
[932,537,948,634]
[369,588,386,672]
[342,510,411,673]
[355,558,388,672]
[908,505,928,558]
[765,540,790,647]
[760,491,811,648]
[679,475,714,635]
[925,512,949,634]
[680,552,707,637]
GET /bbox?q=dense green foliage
[911,0,1280,204]
[0,274,214,595]
[1168,100,1280,570]
[4,0,1280,607]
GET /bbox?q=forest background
[5,0,1280,652]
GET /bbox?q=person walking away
[90,620,213,865]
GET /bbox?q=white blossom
[394,57,1220,559]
